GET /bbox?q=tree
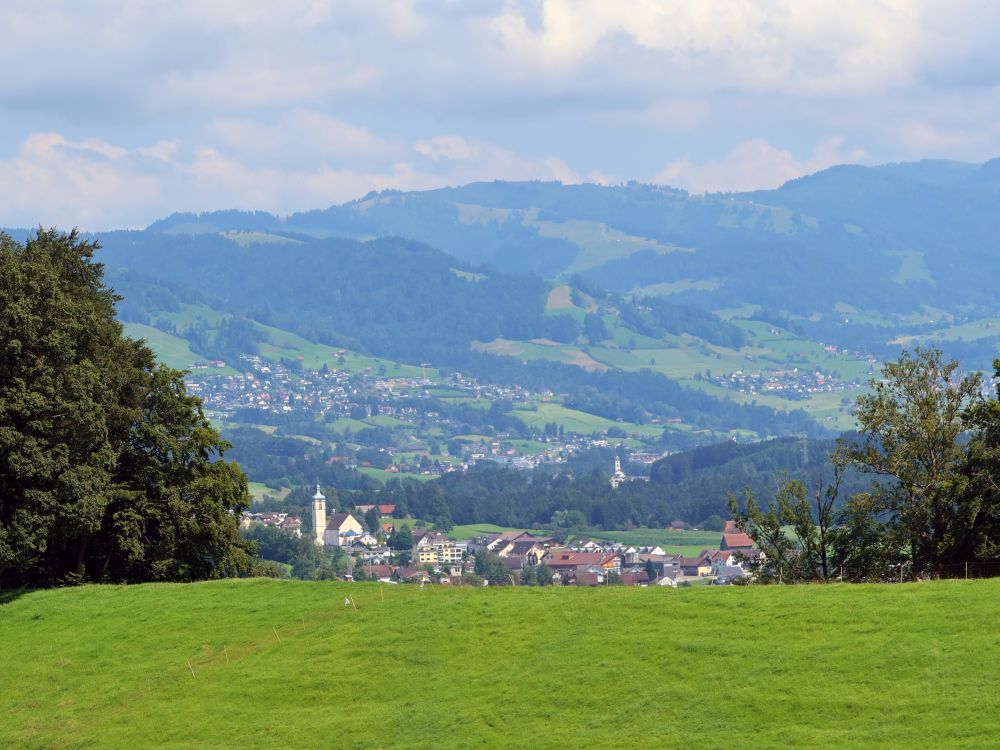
[839,348,980,567]
[427,488,453,532]
[645,559,657,582]
[0,230,255,588]
[474,549,511,585]
[388,524,413,550]
[951,360,1000,562]
[729,467,842,583]
[519,565,537,586]
[364,507,381,535]
[536,562,553,586]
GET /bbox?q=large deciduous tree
[0,230,255,588]
[838,348,979,568]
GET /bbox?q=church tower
[312,484,326,546]
[611,455,627,490]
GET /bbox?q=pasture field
[891,316,1000,346]
[247,482,290,503]
[356,467,436,483]
[448,522,525,539]
[222,231,302,247]
[531,217,686,275]
[3,579,998,748]
[122,323,238,375]
[574,527,722,551]
[512,401,663,438]
[255,323,431,378]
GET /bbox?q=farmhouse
[720,532,755,552]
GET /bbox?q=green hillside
[3,579,999,748]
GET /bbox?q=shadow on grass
[0,588,30,606]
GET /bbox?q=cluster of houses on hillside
[242,493,761,586]
[187,355,668,477]
[699,366,869,400]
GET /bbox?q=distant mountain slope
[142,159,1000,323]
[93,231,825,439]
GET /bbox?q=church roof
[326,512,357,530]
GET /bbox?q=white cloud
[205,110,401,166]
[414,135,479,162]
[413,135,579,183]
[0,2,998,226]
[489,0,925,96]
[0,1,993,120]
[653,136,871,193]
[0,127,582,230]
[0,133,163,229]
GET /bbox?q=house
[322,512,365,547]
[679,555,713,577]
[712,565,749,585]
[704,549,743,574]
[377,504,396,515]
[721,532,755,552]
[638,546,666,556]
[240,512,303,538]
[669,520,686,531]
[544,550,622,575]
[499,540,547,566]
[620,570,650,586]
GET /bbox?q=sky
[1,0,999,229]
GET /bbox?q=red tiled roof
[721,532,755,550]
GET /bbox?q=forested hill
[145,159,1000,318]
[93,231,821,438]
[95,232,548,362]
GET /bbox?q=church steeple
[611,455,627,489]
[312,483,326,546]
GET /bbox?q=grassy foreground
[2,579,999,749]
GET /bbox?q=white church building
[311,485,365,547]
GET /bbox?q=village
[187,354,669,476]
[699,364,869,401]
[241,485,759,588]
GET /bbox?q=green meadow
[122,323,238,375]
[3,579,999,748]
[256,323,432,378]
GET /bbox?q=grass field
[247,482,290,503]
[531,217,688,275]
[3,579,999,748]
[574,527,722,552]
[448,522,524,539]
[256,323,432,378]
[122,323,238,375]
[513,401,663,438]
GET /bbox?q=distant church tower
[312,484,326,546]
[610,456,627,490]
